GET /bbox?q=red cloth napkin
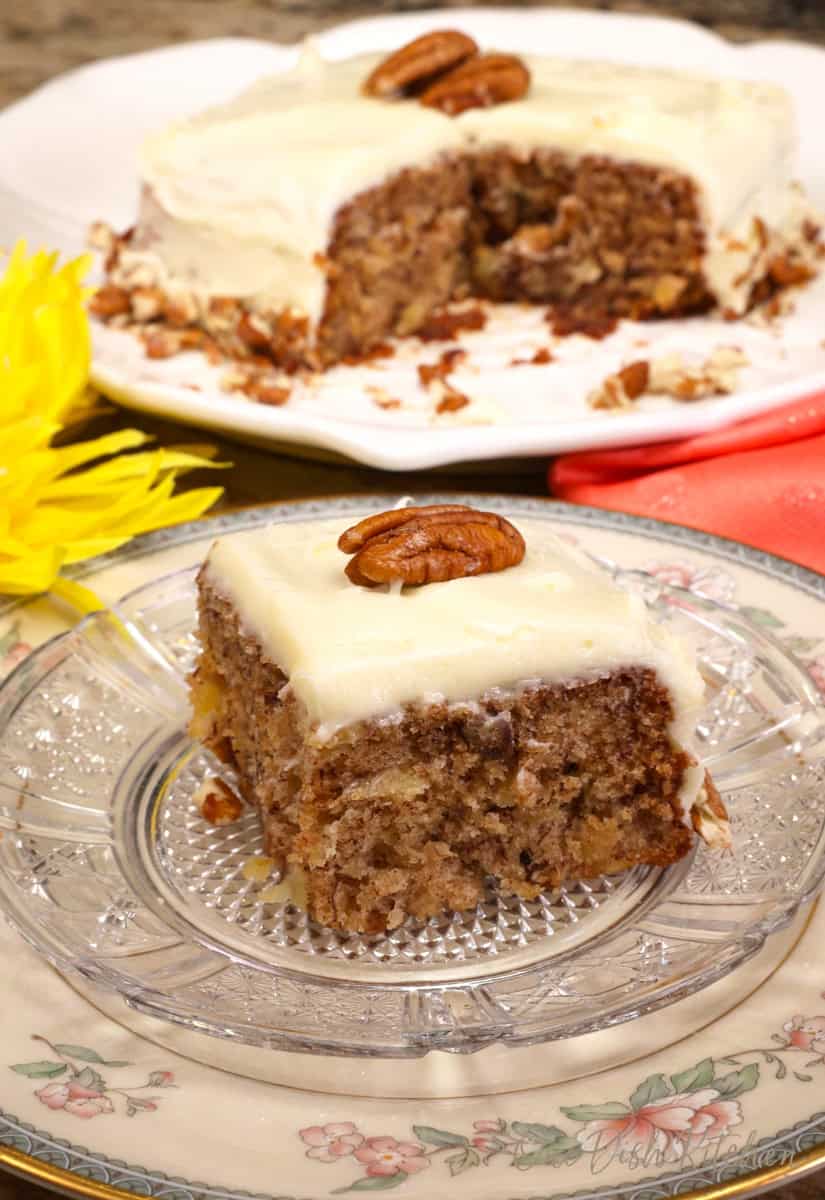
[549,395,825,575]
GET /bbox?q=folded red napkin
[549,395,825,575]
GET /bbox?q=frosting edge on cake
[202,516,707,821]
[125,43,810,323]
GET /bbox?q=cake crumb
[418,347,466,385]
[416,304,487,341]
[511,346,554,366]
[434,380,471,413]
[588,360,650,410]
[222,363,292,406]
[649,345,748,400]
[589,346,749,410]
[341,341,395,366]
[260,868,309,909]
[548,309,618,340]
[367,385,402,410]
[691,777,732,850]
[195,777,244,826]
[242,856,276,883]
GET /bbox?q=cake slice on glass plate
[188,504,729,934]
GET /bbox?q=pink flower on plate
[1,642,31,674]
[148,1070,175,1087]
[36,1081,115,1120]
[299,1122,364,1162]
[808,656,825,696]
[783,1014,825,1053]
[577,1090,743,1161]
[641,561,736,606]
[473,1118,504,1133]
[353,1136,430,1177]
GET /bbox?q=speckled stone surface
[1,2,825,1198]
[2,0,825,108]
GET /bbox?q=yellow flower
[0,242,224,609]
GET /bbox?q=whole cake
[188,504,729,933]
[91,31,820,375]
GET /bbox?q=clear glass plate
[1,499,824,1058]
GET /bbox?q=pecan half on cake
[188,505,728,934]
[91,30,820,377]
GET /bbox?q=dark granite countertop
[1,3,825,1199]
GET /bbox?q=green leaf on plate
[712,1063,759,1100]
[740,606,784,629]
[9,1062,67,1079]
[53,1044,106,1063]
[333,1175,407,1193]
[412,1125,467,1147]
[784,636,823,655]
[514,1139,582,1169]
[511,1122,570,1144]
[560,1102,630,1122]
[670,1058,715,1094]
[446,1147,480,1176]
[629,1074,672,1110]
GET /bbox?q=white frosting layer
[204,516,706,818]
[129,43,807,322]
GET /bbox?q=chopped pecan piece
[416,304,487,341]
[511,346,553,366]
[417,347,466,386]
[195,777,244,826]
[617,360,650,400]
[691,773,731,850]
[338,503,525,588]
[89,284,131,319]
[244,380,291,406]
[362,30,478,98]
[419,52,530,116]
[130,286,165,322]
[143,329,184,358]
[767,255,814,288]
[434,382,470,413]
[547,309,618,340]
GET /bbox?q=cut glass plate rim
[1,497,825,1057]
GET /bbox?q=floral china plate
[1,499,825,1199]
[2,9,825,468]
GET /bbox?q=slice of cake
[188,504,728,934]
[91,31,820,375]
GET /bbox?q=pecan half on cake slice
[188,504,728,934]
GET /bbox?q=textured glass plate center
[151,746,665,971]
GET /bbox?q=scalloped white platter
[2,8,825,467]
[1,500,825,1199]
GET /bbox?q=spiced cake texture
[91,36,820,374]
[188,508,726,934]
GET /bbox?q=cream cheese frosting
[204,515,706,818]
[126,41,808,323]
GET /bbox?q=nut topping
[419,53,531,116]
[617,360,650,400]
[195,777,244,826]
[362,30,478,98]
[362,32,530,115]
[691,773,732,850]
[338,504,526,588]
